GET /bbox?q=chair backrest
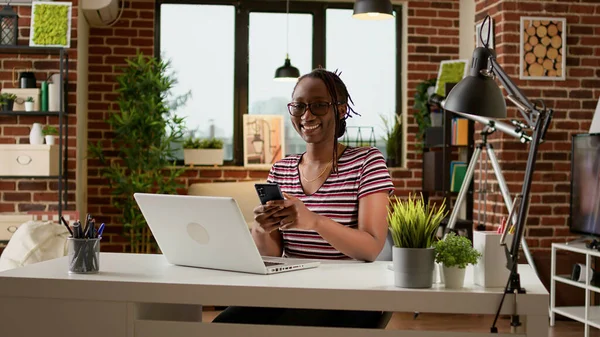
[188,180,267,227]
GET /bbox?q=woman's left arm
[275,191,390,262]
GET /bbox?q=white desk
[0,253,548,337]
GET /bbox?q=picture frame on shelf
[519,16,566,81]
[29,1,72,48]
[434,59,468,97]
[243,114,284,169]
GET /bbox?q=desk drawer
[0,144,59,176]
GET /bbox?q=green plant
[413,78,436,151]
[183,136,224,149]
[2,93,17,101]
[380,113,402,166]
[88,52,188,254]
[26,96,34,102]
[387,193,448,249]
[42,125,58,136]
[434,232,482,268]
[32,3,70,46]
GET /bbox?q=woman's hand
[253,204,284,234]
[269,192,320,231]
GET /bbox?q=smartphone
[255,183,284,205]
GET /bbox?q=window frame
[155,0,402,166]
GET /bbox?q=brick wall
[0,4,78,215]
[82,0,460,252]
[473,0,600,251]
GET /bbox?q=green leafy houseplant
[183,137,224,149]
[88,52,188,254]
[1,93,17,111]
[42,125,58,136]
[380,113,402,167]
[413,78,436,151]
[434,232,482,269]
[387,193,447,249]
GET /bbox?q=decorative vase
[442,265,466,289]
[392,246,435,288]
[45,135,55,145]
[29,123,44,145]
[25,101,34,111]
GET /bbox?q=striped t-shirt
[266,146,395,260]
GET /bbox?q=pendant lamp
[274,0,300,81]
[353,0,394,20]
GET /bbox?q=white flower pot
[25,101,34,112]
[443,265,466,289]
[183,148,224,166]
[29,123,44,145]
[45,135,55,145]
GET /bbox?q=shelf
[0,111,61,117]
[0,46,64,55]
[553,306,600,329]
[554,274,587,290]
[553,242,600,258]
[0,175,63,179]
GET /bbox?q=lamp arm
[488,56,537,128]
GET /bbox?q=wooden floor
[203,310,598,336]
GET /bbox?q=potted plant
[387,193,447,288]
[413,78,436,152]
[25,96,35,111]
[42,125,58,145]
[183,136,224,166]
[380,113,402,167]
[434,232,482,289]
[88,52,188,254]
[1,93,17,112]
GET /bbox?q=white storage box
[473,231,514,288]
[0,144,59,176]
[0,214,34,241]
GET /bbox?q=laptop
[133,193,320,275]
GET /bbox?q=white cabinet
[551,242,600,337]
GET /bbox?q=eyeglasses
[287,102,337,117]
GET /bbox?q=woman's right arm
[251,204,284,256]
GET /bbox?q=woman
[212,68,395,328]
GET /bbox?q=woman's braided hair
[292,68,359,173]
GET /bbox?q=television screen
[570,133,600,236]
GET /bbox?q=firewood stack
[522,19,563,78]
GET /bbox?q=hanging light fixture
[353,0,394,20]
[274,0,300,82]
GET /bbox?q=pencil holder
[67,238,100,274]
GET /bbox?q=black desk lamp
[442,15,553,333]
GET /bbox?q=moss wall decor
[29,1,72,48]
[434,60,468,97]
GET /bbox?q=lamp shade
[353,0,394,20]
[443,47,507,119]
[274,57,300,82]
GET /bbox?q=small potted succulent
[183,136,224,166]
[25,96,35,111]
[42,125,58,145]
[434,232,482,289]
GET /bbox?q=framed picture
[434,59,469,97]
[476,17,494,49]
[243,114,285,169]
[519,17,566,80]
[29,1,73,48]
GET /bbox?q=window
[157,1,401,165]
[248,12,313,156]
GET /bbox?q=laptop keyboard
[264,261,284,267]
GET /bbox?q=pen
[60,216,73,237]
[97,223,105,239]
[72,222,81,239]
